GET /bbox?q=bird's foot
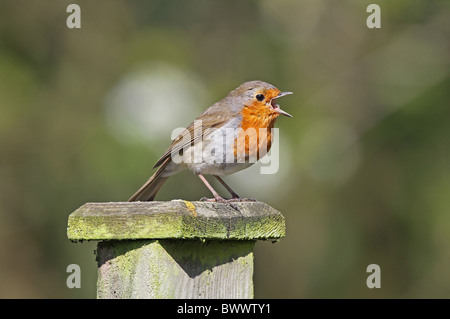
[230,197,258,202]
[199,197,257,203]
[199,196,257,210]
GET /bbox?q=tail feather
[128,174,168,201]
[128,159,170,201]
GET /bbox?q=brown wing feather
[153,108,235,168]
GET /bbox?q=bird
[128,80,292,202]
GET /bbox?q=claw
[199,197,257,203]
[234,198,257,202]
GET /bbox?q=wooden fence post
[67,200,285,299]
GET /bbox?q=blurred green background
[0,0,449,298]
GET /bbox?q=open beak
[271,91,293,117]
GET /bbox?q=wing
[153,109,235,169]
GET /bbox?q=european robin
[128,80,292,202]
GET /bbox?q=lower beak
[272,91,293,117]
[274,108,293,117]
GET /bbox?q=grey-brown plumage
[128,81,292,202]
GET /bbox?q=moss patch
[96,239,255,298]
[67,201,285,241]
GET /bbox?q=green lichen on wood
[72,201,283,299]
[96,239,255,299]
[67,200,285,241]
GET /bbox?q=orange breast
[234,104,278,161]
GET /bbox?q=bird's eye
[256,94,265,102]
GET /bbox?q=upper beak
[271,91,293,117]
[273,91,293,100]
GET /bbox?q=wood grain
[68,200,285,299]
[67,200,285,241]
[96,240,255,299]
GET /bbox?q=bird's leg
[213,176,258,202]
[197,174,226,202]
[198,174,256,204]
[213,175,240,199]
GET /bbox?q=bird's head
[230,80,293,118]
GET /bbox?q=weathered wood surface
[96,240,255,299]
[67,200,285,241]
[67,200,285,299]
